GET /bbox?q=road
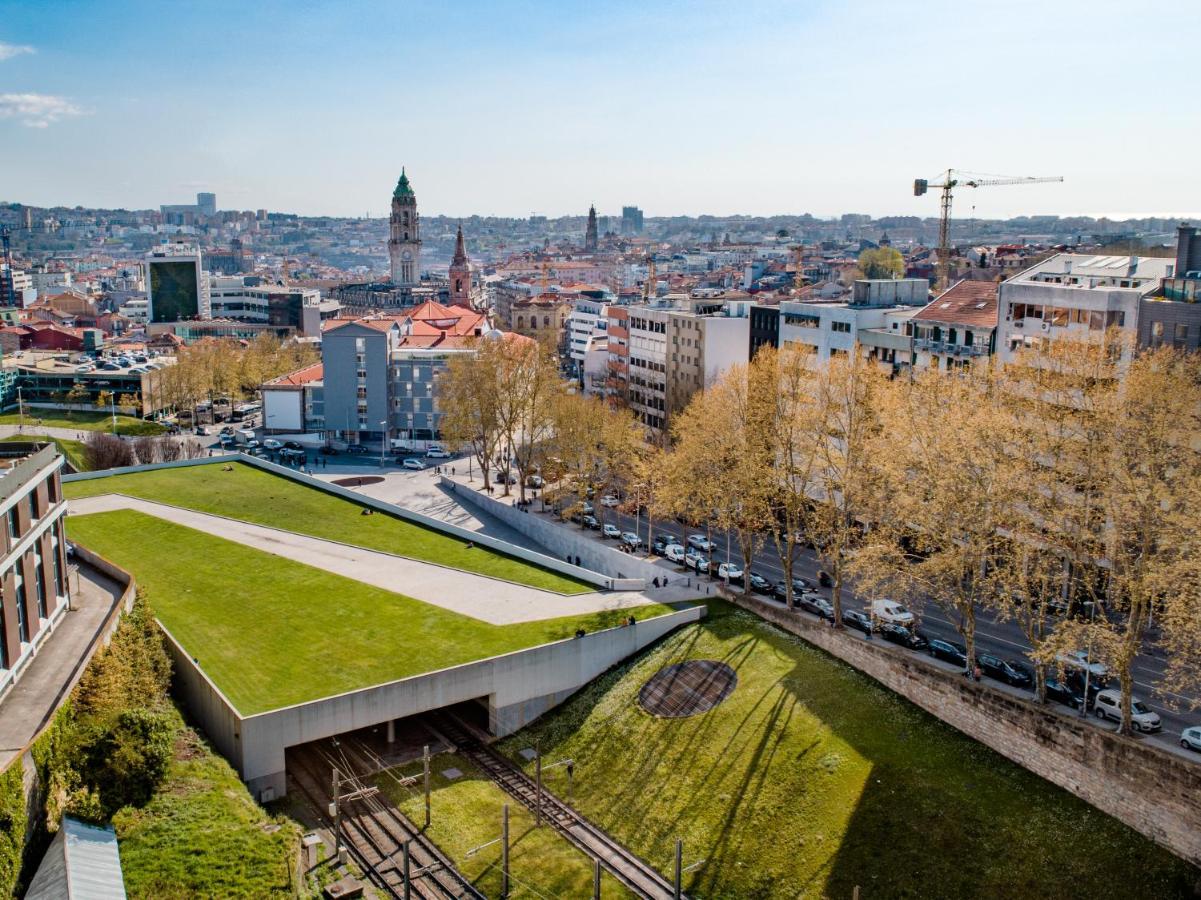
[559,494,1201,759]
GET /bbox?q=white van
[871,599,916,627]
[236,429,256,443]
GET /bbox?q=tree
[495,336,564,502]
[858,247,904,280]
[802,353,887,626]
[82,433,134,472]
[856,364,1015,671]
[65,383,89,418]
[439,336,507,492]
[94,390,113,412]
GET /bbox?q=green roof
[394,167,414,199]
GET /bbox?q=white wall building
[565,293,610,372]
[996,253,1174,365]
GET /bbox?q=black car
[652,534,676,554]
[319,445,338,456]
[1044,678,1084,710]
[879,623,929,651]
[978,654,1034,688]
[1063,668,1112,703]
[582,515,600,530]
[748,572,773,594]
[346,444,370,455]
[842,610,874,635]
[791,576,816,593]
[220,426,235,436]
[772,580,790,601]
[929,639,968,668]
[283,440,304,451]
[818,570,833,588]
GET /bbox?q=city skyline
[1,0,1199,219]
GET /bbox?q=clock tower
[388,168,421,286]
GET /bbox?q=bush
[0,763,26,900]
[77,710,175,816]
[83,432,134,471]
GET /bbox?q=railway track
[288,741,484,900]
[429,712,684,900]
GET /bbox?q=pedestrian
[973,665,982,682]
[652,576,660,588]
[452,466,455,476]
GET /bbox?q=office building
[622,206,644,236]
[1138,223,1201,352]
[145,243,207,322]
[207,275,335,336]
[779,279,928,365]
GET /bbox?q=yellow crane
[915,169,1063,289]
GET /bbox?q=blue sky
[1,0,1198,219]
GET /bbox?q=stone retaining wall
[727,590,1201,868]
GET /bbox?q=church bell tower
[388,168,421,285]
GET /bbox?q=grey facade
[320,322,391,443]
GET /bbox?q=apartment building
[207,275,336,337]
[0,444,71,699]
[665,311,749,418]
[996,253,1174,364]
[626,307,669,432]
[606,305,630,402]
[779,279,929,364]
[320,300,490,448]
[565,290,611,378]
[1138,223,1201,352]
[909,280,999,371]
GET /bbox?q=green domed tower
[388,167,421,285]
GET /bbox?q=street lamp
[379,420,388,468]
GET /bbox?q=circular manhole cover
[638,660,738,718]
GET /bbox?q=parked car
[195,425,210,436]
[1093,690,1161,732]
[664,544,687,563]
[581,514,599,530]
[526,474,543,488]
[818,570,833,588]
[1056,649,1109,681]
[346,444,370,455]
[687,534,713,552]
[652,535,676,555]
[602,523,621,539]
[263,439,283,450]
[319,445,339,456]
[283,440,304,451]
[620,531,641,548]
[220,426,235,435]
[800,594,835,621]
[281,448,306,461]
[1180,726,1201,752]
[218,433,234,446]
[687,555,711,575]
[842,610,874,635]
[494,470,518,485]
[879,623,929,651]
[581,502,595,516]
[74,364,93,374]
[600,495,620,508]
[426,447,451,458]
[790,576,816,593]
[1044,678,1085,710]
[402,458,426,470]
[717,562,743,583]
[977,654,1033,688]
[871,599,916,627]
[748,572,773,594]
[244,439,261,450]
[929,639,968,668]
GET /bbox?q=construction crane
[915,169,1063,289]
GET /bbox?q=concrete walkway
[0,565,125,770]
[69,494,695,625]
[0,423,99,442]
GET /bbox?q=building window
[1174,323,1190,347]
[34,549,46,619]
[7,507,17,541]
[52,527,64,597]
[0,602,6,669]
[1151,321,1165,346]
[14,572,28,643]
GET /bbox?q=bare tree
[83,433,134,471]
[132,436,159,465]
[439,336,506,492]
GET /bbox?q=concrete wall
[65,455,610,590]
[442,477,655,589]
[726,590,1201,869]
[159,623,243,774]
[229,604,704,800]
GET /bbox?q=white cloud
[0,93,83,128]
[0,42,35,61]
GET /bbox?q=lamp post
[379,420,388,468]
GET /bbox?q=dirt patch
[638,659,738,718]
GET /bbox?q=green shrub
[76,710,176,817]
[0,763,26,900]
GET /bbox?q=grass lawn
[66,510,681,714]
[65,462,592,594]
[112,706,298,899]
[376,754,635,898]
[0,434,87,470]
[496,601,1199,900]
[0,409,165,436]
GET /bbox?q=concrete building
[1138,223,1201,353]
[779,279,928,365]
[320,301,490,448]
[664,309,749,418]
[207,276,335,336]
[606,305,630,401]
[565,290,611,378]
[0,444,70,700]
[748,303,780,357]
[996,253,1174,365]
[145,243,207,322]
[261,363,324,435]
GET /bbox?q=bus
[230,402,261,422]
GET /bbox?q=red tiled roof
[913,280,998,328]
[264,362,324,387]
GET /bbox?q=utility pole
[403,840,411,900]
[330,767,342,861]
[502,804,510,898]
[423,744,431,828]
[674,838,682,900]
[534,741,542,827]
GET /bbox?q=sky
[1,0,1198,220]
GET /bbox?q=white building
[565,292,611,374]
[117,297,150,324]
[996,253,1175,364]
